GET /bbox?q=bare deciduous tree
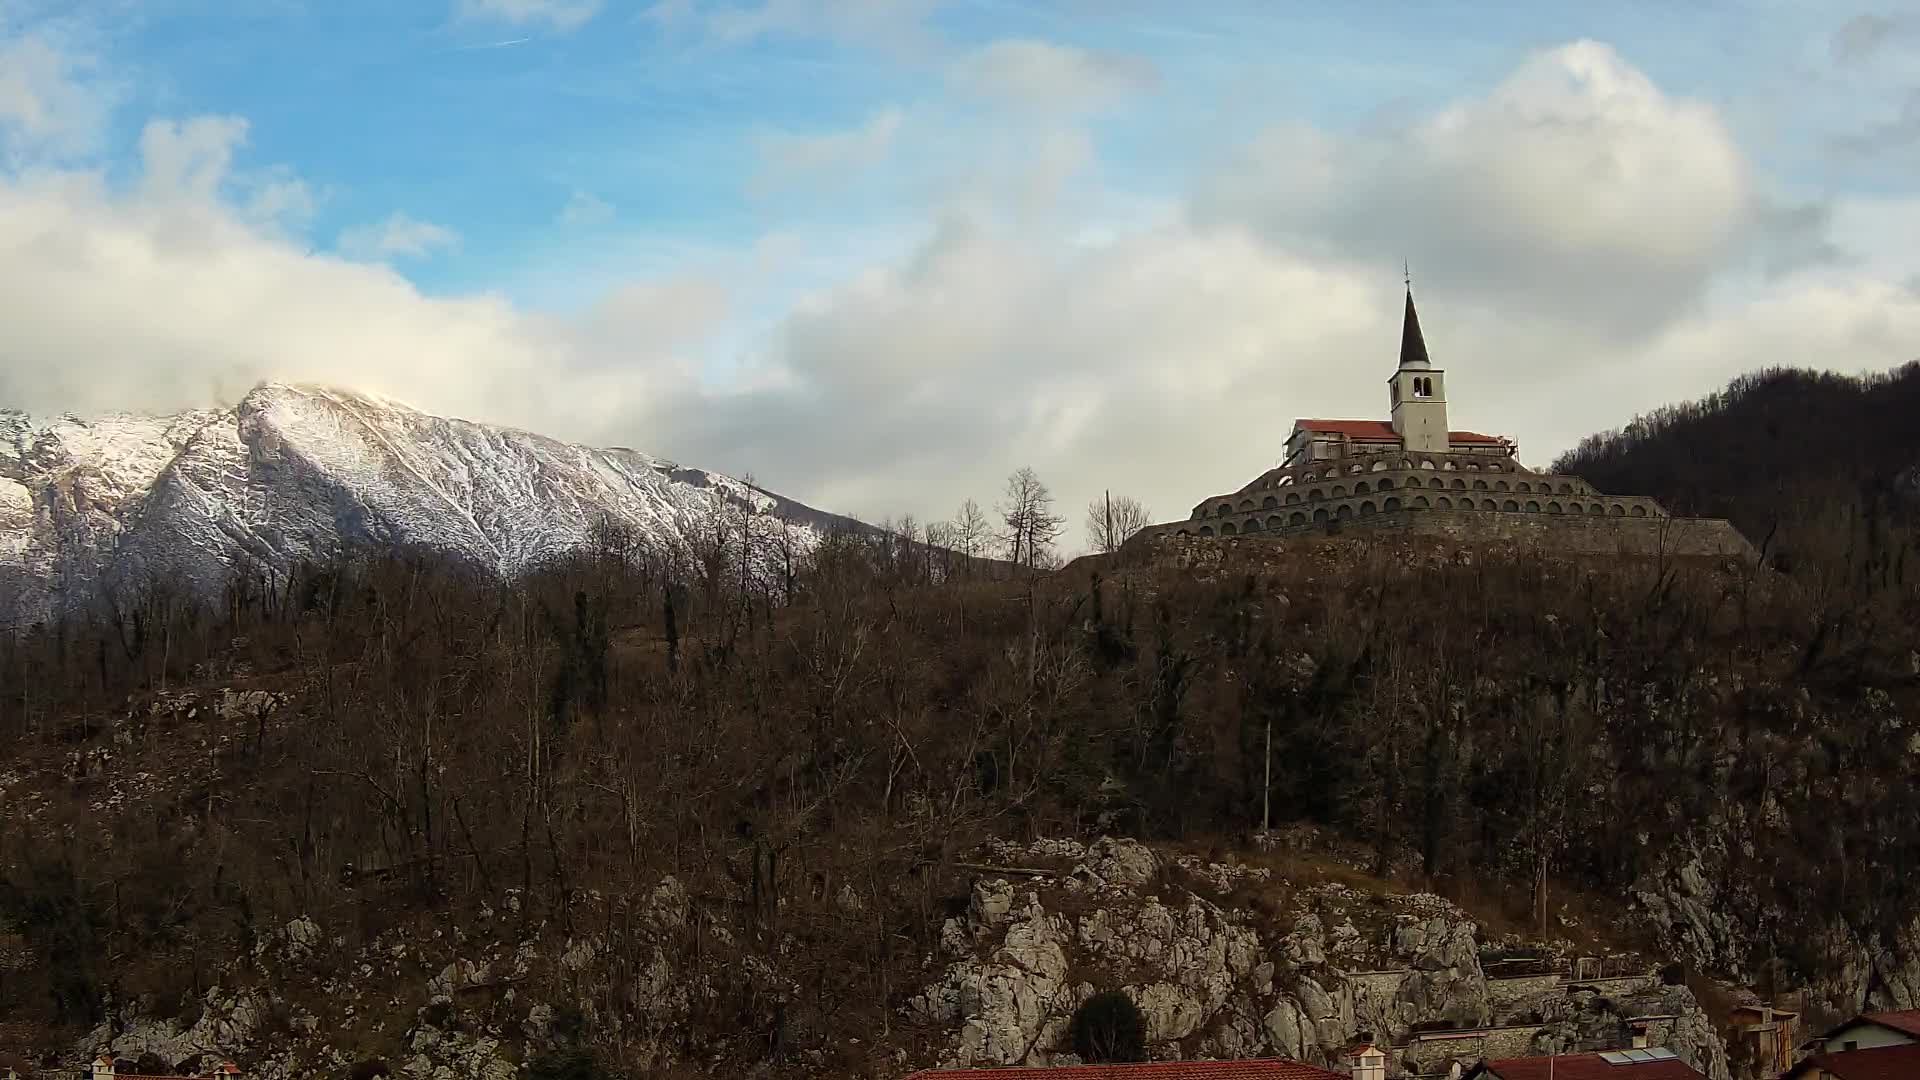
[998,467,1065,572]
[1085,492,1152,554]
[950,499,990,563]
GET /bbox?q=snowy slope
[0,384,858,625]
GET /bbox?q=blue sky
[85,0,1902,299]
[2,0,1918,537]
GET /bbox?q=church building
[1124,286,1751,558]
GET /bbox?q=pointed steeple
[1398,285,1431,370]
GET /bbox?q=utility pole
[1262,714,1272,837]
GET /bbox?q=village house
[1462,1048,1705,1080]
[85,1057,241,1080]
[898,1057,1350,1080]
[1724,1001,1799,1077]
[1778,1009,1920,1079]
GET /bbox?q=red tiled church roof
[900,1059,1345,1080]
[1473,1052,1704,1080]
[1790,1042,1920,1079]
[1293,419,1506,445]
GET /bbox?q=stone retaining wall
[1134,509,1755,562]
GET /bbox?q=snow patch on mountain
[0,384,857,626]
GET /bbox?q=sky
[2,0,1919,546]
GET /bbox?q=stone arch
[1526,500,1541,512]
[1442,460,1457,471]
[1268,515,1285,530]
[1378,477,1395,490]
[1559,483,1573,494]
[1609,504,1626,516]
[1467,462,1482,472]
[1355,480,1371,494]
[1588,503,1604,515]
[1222,521,1239,535]
[1516,481,1531,492]
[1336,504,1355,520]
[1175,529,1190,537]
[1217,502,1233,516]
[1420,458,1437,470]
[1482,499,1498,511]
[1371,459,1388,472]
[1495,480,1510,492]
[1452,478,1467,490]
[1502,499,1519,511]
[1402,476,1419,489]
[1473,479,1490,491]
[1199,526,1215,536]
[1384,496,1402,512]
[1400,458,1415,469]
[1630,504,1648,517]
[1435,496,1452,509]
[1263,495,1278,509]
[1284,492,1300,505]
[1349,463,1365,475]
[1243,517,1262,532]
[1240,499,1256,511]
[1312,508,1329,523]
[1360,500,1377,516]
[1547,501,1562,513]
[1488,462,1505,472]
[1289,511,1307,526]
[1331,485,1347,497]
[1277,475,1292,486]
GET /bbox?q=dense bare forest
[1555,361,1920,563]
[2,365,1919,1077]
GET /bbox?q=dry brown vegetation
[0,365,1917,1074]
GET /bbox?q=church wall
[1134,510,1755,561]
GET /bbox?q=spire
[1398,283,1431,370]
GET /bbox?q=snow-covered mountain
[0,383,859,625]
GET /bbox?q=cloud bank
[0,23,1915,550]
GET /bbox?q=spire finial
[1404,261,1411,290]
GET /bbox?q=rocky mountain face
[0,384,855,626]
[50,828,1727,1080]
[911,838,1727,1078]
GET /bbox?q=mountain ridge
[0,382,860,625]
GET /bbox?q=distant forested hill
[1555,361,1920,565]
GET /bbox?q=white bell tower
[1388,282,1448,454]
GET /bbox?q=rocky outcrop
[909,838,1729,1078]
[63,839,1732,1080]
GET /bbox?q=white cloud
[2,33,1916,553]
[338,212,462,260]
[1831,12,1920,63]
[753,107,904,193]
[951,38,1158,113]
[557,189,614,227]
[0,29,115,165]
[1194,40,1749,339]
[139,115,249,201]
[454,0,601,32]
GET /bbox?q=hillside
[0,384,863,629]
[1554,362,1920,561]
[1,368,1918,1079]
